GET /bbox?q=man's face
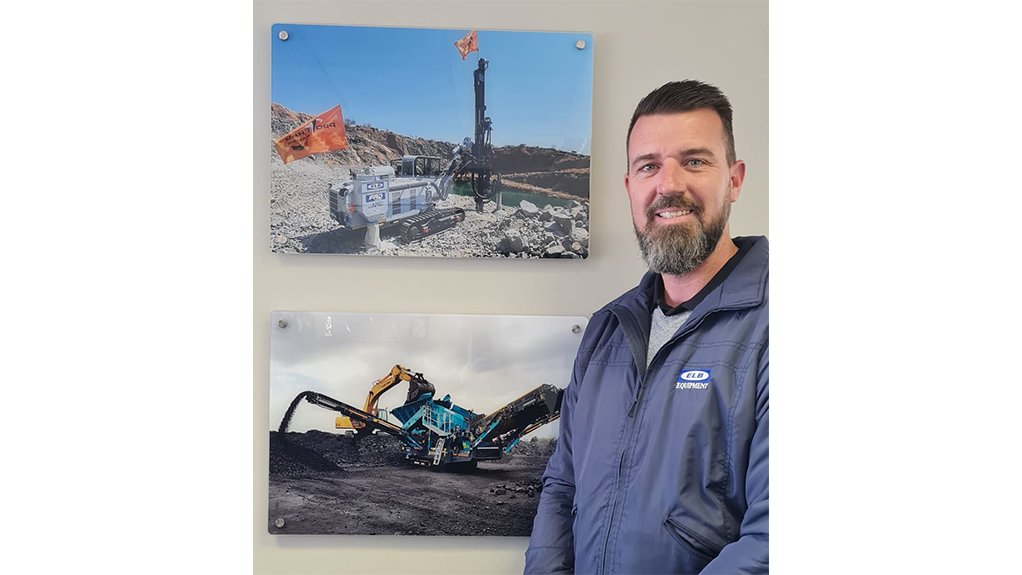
[625,109,746,275]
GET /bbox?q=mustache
[645,195,701,222]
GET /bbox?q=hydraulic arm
[337,364,435,433]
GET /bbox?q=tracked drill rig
[278,364,561,468]
[327,58,502,243]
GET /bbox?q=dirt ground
[268,431,554,536]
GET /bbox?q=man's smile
[655,209,694,220]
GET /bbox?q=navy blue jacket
[525,236,769,574]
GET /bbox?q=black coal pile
[269,432,339,476]
[270,430,410,473]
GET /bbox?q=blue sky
[271,24,593,154]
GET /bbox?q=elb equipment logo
[676,369,711,390]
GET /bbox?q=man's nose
[657,160,687,196]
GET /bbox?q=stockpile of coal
[269,433,338,476]
[269,430,410,476]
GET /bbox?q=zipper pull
[628,373,647,418]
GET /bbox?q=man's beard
[634,195,729,275]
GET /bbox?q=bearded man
[525,80,769,574]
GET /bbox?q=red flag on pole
[454,29,478,60]
[274,105,348,164]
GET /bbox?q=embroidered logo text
[676,369,711,390]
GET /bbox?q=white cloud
[269,312,584,441]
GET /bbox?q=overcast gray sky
[269,312,587,439]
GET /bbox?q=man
[525,81,768,574]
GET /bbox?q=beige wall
[254,1,767,573]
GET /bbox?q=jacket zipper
[627,312,707,417]
[600,371,644,574]
[601,303,666,574]
[599,303,745,573]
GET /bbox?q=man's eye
[685,159,705,167]
[638,163,657,172]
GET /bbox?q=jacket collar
[605,236,768,374]
[699,235,769,313]
[613,235,768,321]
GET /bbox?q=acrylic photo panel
[268,311,587,535]
[270,24,593,257]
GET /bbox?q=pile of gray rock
[496,200,590,259]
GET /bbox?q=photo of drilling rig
[269,24,593,257]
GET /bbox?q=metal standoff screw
[278,319,288,329]
[575,39,586,50]
[572,324,581,334]
[278,30,289,41]
[274,517,286,528]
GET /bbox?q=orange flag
[274,105,348,164]
[454,29,478,60]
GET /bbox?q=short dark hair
[627,80,736,165]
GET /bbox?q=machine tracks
[397,207,466,242]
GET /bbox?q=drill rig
[327,58,502,243]
[465,58,502,213]
[278,364,561,468]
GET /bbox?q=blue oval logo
[680,370,710,382]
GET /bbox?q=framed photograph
[268,311,587,535]
[270,24,593,258]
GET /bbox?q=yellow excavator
[334,364,435,434]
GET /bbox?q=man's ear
[729,160,746,202]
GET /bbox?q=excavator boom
[337,364,434,432]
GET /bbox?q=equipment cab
[391,155,442,178]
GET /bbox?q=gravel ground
[268,152,589,258]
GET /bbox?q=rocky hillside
[271,103,454,166]
[492,144,590,176]
[271,103,590,199]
